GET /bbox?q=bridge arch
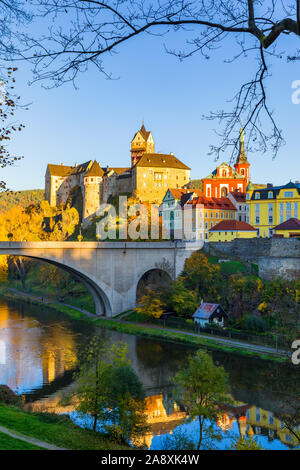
[136,267,173,302]
[2,253,112,317]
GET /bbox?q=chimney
[267,183,273,188]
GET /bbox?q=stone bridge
[0,241,202,316]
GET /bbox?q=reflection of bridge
[0,241,201,316]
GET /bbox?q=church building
[202,129,250,198]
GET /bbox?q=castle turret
[83,160,103,222]
[130,124,155,166]
[234,127,250,185]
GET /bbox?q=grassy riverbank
[0,286,288,363]
[0,431,44,450]
[0,405,129,450]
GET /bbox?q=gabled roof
[204,162,241,180]
[184,195,237,211]
[193,303,227,320]
[168,188,189,200]
[85,160,104,177]
[131,124,151,143]
[103,167,130,177]
[47,160,92,177]
[134,153,190,170]
[273,218,300,231]
[209,220,256,232]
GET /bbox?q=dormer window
[268,191,273,199]
[255,193,260,199]
[246,193,250,200]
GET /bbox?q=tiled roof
[185,196,237,211]
[85,160,104,177]
[273,218,300,231]
[229,191,246,202]
[193,303,219,319]
[209,220,257,231]
[135,153,190,170]
[168,188,189,200]
[167,188,202,202]
[48,160,92,177]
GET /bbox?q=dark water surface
[0,298,299,450]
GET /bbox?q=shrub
[245,316,268,333]
[0,385,22,406]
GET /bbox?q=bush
[0,385,22,406]
[245,316,268,333]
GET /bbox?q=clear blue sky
[2,25,300,191]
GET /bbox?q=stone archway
[4,255,112,316]
[136,268,172,302]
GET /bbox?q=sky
[2,17,300,191]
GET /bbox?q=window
[225,212,229,218]
[246,193,250,200]
[269,216,273,224]
[256,216,260,224]
[220,212,224,219]
[269,413,274,426]
[216,213,219,218]
[279,202,284,223]
[268,191,273,199]
[210,212,213,218]
[284,191,293,197]
[255,192,260,199]
[286,202,292,220]
[294,202,298,218]
[241,169,245,175]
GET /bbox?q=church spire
[236,126,248,164]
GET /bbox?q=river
[0,297,299,450]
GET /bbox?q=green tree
[174,350,229,450]
[230,435,264,450]
[181,252,222,301]
[73,338,148,444]
[170,279,199,318]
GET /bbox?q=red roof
[193,303,219,319]
[185,196,237,211]
[273,218,300,231]
[209,220,257,232]
[229,191,246,202]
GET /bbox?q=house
[228,190,247,222]
[209,220,257,242]
[192,302,228,327]
[246,181,300,238]
[272,218,300,238]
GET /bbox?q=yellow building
[246,182,300,238]
[246,406,300,448]
[273,218,300,238]
[209,220,257,242]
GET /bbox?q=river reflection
[0,298,299,450]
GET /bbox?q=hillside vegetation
[0,190,44,213]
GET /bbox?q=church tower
[130,124,155,166]
[234,127,250,185]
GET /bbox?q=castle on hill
[45,124,191,222]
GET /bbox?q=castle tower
[83,160,104,222]
[130,124,155,166]
[234,127,250,185]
